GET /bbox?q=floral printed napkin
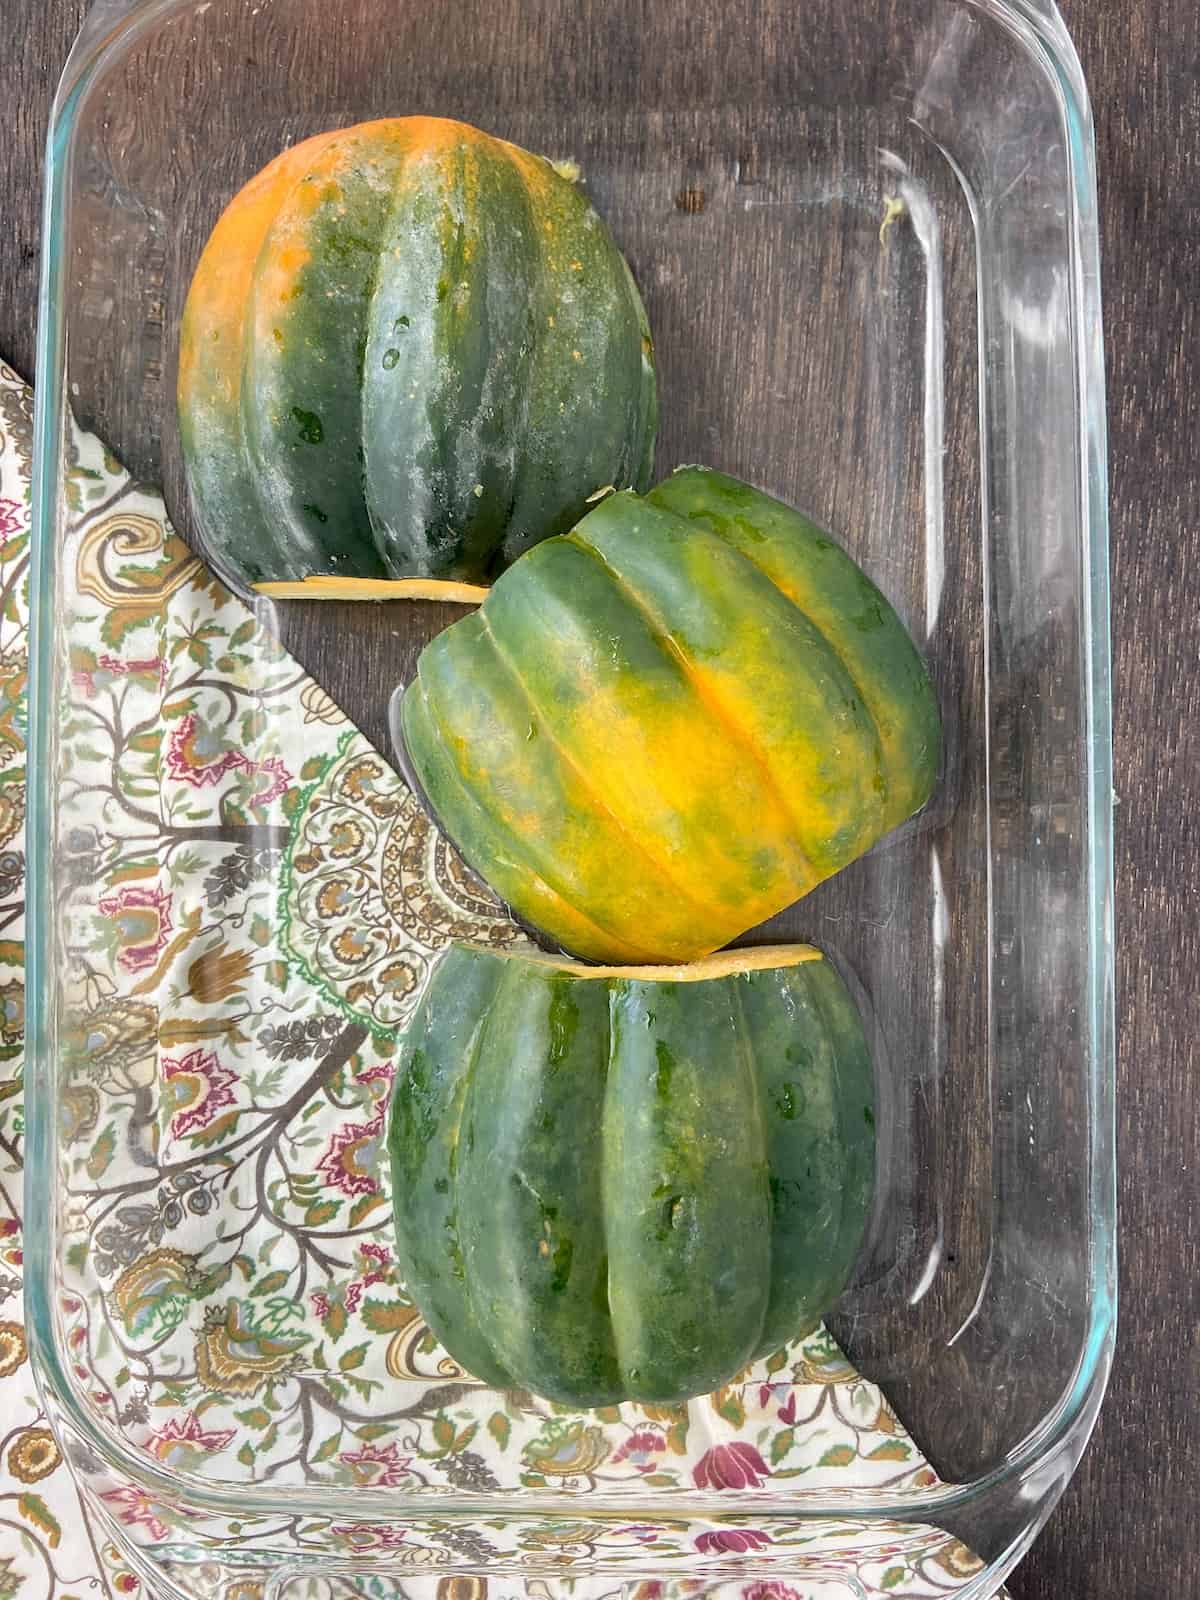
[0,357,1012,1600]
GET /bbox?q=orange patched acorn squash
[178,117,656,597]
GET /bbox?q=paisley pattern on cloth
[0,360,1012,1600]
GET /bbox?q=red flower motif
[357,1241,392,1284]
[148,1411,236,1465]
[693,1442,771,1491]
[71,653,166,699]
[165,713,247,789]
[332,1524,408,1551]
[165,713,292,805]
[758,1380,796,1412]
[248,755,292,806]
[358,1062,395,1086]
[98,652,167,683]
[743,1584,802,1600]
[161,1047,237,1139]
[98,884,173,973]
[0,498,25,542]
[612,1429,667,1470]
[777,1391,796,1424]
[312,1244,394,1324]
[338,1440,412,1487]
[100,1487,171,1541]
[695,1528,772,1555]
[317,1107,385,1198]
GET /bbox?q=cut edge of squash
[464,941,824,983]
[253,576,489,604]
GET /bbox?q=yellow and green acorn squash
[396,467,941,963]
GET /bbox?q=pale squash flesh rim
[253,576,489,604]
[463,940,824,982]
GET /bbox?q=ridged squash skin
[387,942,875,1406]
[396,467,941,964]
[177,117,657,592]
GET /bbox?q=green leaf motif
[339,1342,369,1372]
[717,1391,745,1428]
[867,1439,911,1461]
[488,1412,511,1450]
[360,1298,416,1334]
[85,1124,116,1179]
[349,1192,387,1227]
[770,1427,795,1465]
[881,1567,907,1589]
[17,1495,61,1548]
[818,1443,856,1468]
[190,1109,241,1148]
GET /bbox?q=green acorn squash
[388,941,875,1406]
[395,467,941,964]
[177,117,656,597]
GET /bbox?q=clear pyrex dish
[26,0,1114,1596]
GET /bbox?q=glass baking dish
[25,0,1114,1596]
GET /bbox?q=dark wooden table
[3,1,1197,1594]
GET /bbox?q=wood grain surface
[2,0,1198,1594]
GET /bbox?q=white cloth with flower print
[0,358,1014,1600]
